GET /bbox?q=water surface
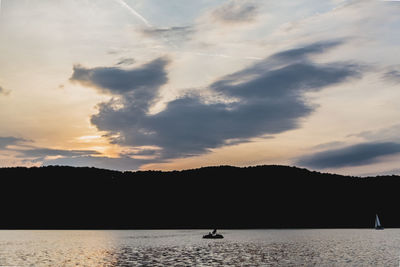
[0,229,399,266]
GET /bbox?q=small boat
[203,233,224,239]
[375,214,384,230]
[203,229,224,239]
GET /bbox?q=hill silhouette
[0,165,398,229]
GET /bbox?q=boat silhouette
[203,229,224,239]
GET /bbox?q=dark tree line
[0,165,398,229]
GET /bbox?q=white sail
[375,214,381,228]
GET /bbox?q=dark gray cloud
[211,62,358,99]
[297,142,400,169]
[0,136,26,149]
[270,40,344,62]
[212,0,258,23]
[73,40,363,164]
[70,57,169,96]
[209,41,350,89]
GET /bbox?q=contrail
[113,0,152,27]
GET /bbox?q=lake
[0,229,399,266]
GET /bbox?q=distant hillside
[0,165,398,229]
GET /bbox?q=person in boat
[203,229,223,238]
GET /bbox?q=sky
[0,0,400,176]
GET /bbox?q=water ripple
[0,230,399,266]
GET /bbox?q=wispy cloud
[116,58,135,66]
[212,0,258,24]
[383,67,400,83]
[0,136,101,165]
[16,148,100,159]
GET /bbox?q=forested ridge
[0,165,397,229]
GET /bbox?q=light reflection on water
[0,229,399,266]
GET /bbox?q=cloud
[42,155,146,171]
[212,0,258,24]
[0,136,99,159]
[116,58,135,66]
[16,148,100,159]
[0,136,26,149]
[121,149,160,157]
[297,142,400,169]
[0,136,102,166]
[212,62,358,99]
[349,124,400,142]
[0,86,10,96]
[77,40,363,163]
[269,40,344,62]
[5,147,101,164]
[141,26,194,42]
[383,68,400,83]
[70,57,169,96]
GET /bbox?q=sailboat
[203,229,224,239]
[375,214,384,230]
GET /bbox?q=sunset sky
[0,0,399,175]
